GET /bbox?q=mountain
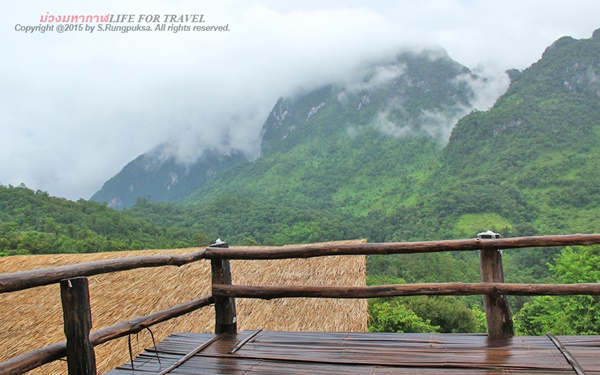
[91,146,247,209]
[98,30,600,246]
[180,49,486,219]
[137,30,599,245]
[91,48,488,210]
[124,48,502,245]
[260,50,475,157]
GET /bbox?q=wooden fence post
[478,231,514,338]
[210,241,237,334]
[60,277,97,375]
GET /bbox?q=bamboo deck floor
[106,330,600,374]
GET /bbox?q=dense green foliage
[127,194,360,246]
[368,298,440,333]
[366,256,485,333]
[440,34,600,234]
[0,184,199,256]
[517,246,600,335]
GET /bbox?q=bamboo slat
[108,330,600,374]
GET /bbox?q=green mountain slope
[431,31,600,236]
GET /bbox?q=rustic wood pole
[210,241,237,334]
[60,277,97,375]
[478,232,514,338]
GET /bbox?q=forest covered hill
[0,184,202,256]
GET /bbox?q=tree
[401,296,481,333]
[368,298,439,333]
[240,236,260,246]
[516,246,600,335]
[195,230,211,246]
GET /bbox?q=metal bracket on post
[477,231,514,338]
[210,239,237,334]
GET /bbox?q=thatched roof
[0,240,367,374]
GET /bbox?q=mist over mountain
[92,47,507,209]
[90,145,246,209]
[92,28,600,246]
[109,29,600,246]
[262,50,476,153]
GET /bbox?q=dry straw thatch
[0,240,367,374]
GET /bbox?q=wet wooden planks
[554,336,600,374]
[107,331,600,374]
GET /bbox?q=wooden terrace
[106,331,599,374]
[2,234,600,374]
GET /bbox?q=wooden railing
[2,234,600,374]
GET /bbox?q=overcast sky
[2,0,599,201]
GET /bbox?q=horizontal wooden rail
[0,342,65,375]
[204,234,600,260]
[91,295,215,347]
[0,249,207,293]
[3,234,600,293]
[0,295,214,375]
[213,283,600,299]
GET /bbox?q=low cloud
[338,63,407,103]
[419,107,470,144]
[347,54,510,145]
[372,108,412,139]
[369,103,470,145]
[458,64,512,111]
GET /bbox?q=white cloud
[372,109,412,139]
[338,64,407,103]
[1,0,599,199]
[419,107,470,144]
